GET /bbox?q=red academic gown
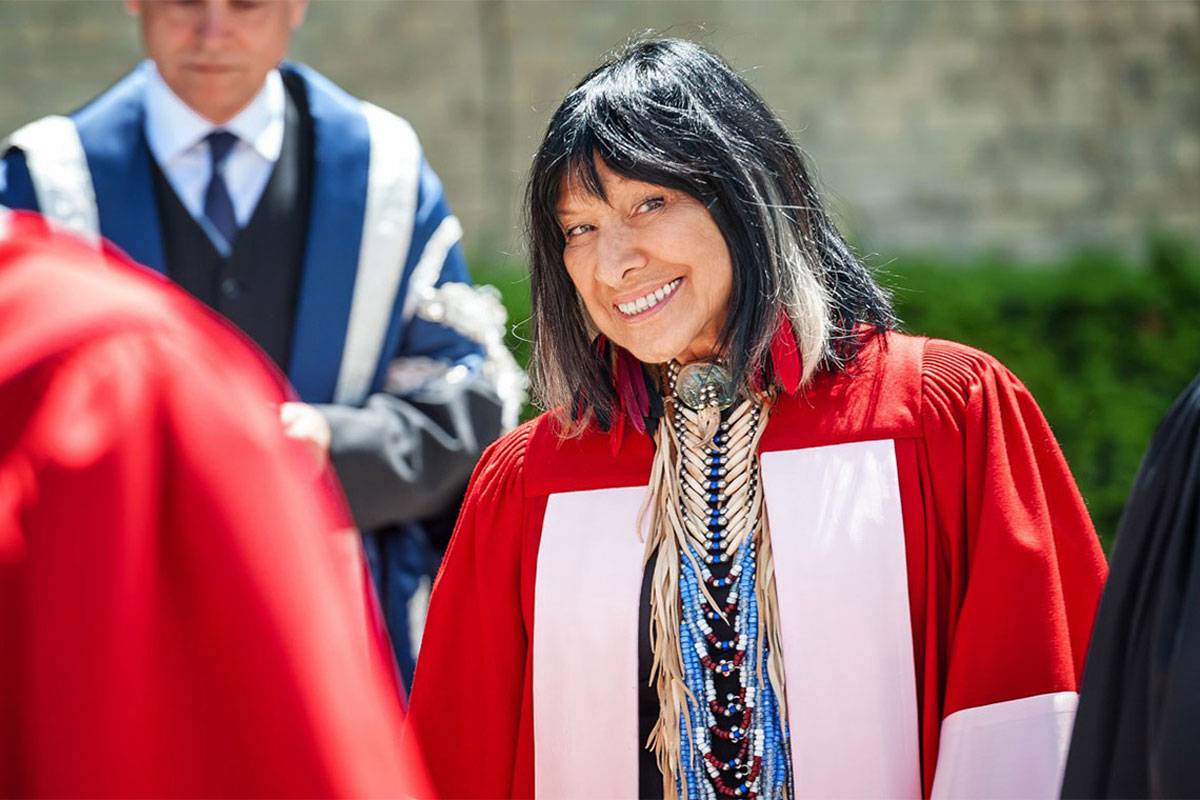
[0,211,427,797]
[408,330,1107,799]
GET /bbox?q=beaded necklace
[643,362,792,800]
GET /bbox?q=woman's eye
[636,197,666,214]
[564,223,594,240]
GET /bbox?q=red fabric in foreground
[0,212,425,797]
[407,330,1107,799]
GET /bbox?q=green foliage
[470,236,1200,550]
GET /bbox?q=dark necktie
[203,130,238,253]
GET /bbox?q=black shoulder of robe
[1062,371,1200,799]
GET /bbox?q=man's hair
[526,37,896,431]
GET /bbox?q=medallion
[674,361,737,412]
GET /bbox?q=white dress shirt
[143,63,285,228]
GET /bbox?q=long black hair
[526,37,895,431]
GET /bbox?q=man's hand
[280,401,332,467]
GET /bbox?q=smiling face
[557,161,734,366]
[127,0,307,124]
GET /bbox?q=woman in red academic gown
[407,40,1107,800]
[0,210,426,797]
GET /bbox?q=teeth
[617,279,680,316]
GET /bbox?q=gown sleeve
[406,422,536,799]
[318,156,507,532]
[918,339,1107,799]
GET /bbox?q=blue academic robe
[0,60,482,404]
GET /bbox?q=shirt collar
[143,62,285,165]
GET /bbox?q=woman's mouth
[615,278,682,318]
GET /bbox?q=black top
[1061,372,1200,799]
[150,74,314,371]
[638,519,746,798]
[639,550,666,799]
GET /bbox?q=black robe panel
[1062,372,1200,799]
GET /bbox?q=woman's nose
[594,227,647,287]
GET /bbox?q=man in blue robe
[0,0,520,688]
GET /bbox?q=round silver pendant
[674,361,737,411]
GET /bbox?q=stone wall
[1,0,1196,260]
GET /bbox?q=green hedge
[472,236,1200,550]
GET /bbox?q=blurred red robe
[0,211,427,797]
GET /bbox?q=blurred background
[2,0,1197,547]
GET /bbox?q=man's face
[127,0,307,124]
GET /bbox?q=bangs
[552,142,608,213]
[534,73,722,231]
